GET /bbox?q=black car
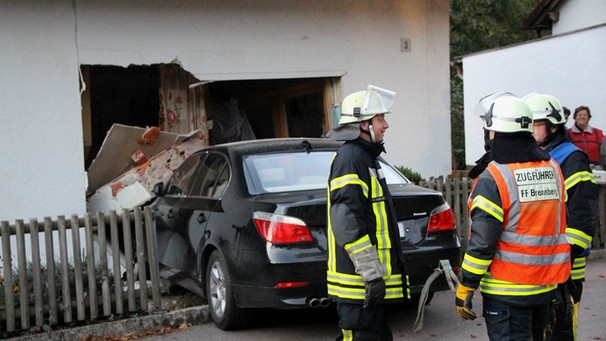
[151,138,461,330]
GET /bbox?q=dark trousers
[483,296,551,341]
[335,302,392,341]
[547,280,583,341]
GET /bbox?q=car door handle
[197,213,207,224]
[167,209,175,218]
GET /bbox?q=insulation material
[86,124,205,214]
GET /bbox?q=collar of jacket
[348,137,386,158]
[543,133,568,154]
[469,151,493,179]
[571,124,593,133]
[492,132,551,164]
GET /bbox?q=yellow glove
[455,284,477,320]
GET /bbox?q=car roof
[205,137,344,155]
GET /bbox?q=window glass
[166,153,204,196]
[244,152,408,194]
[379,160,408,185]
[190,153,229,197]
[245,151,333,193]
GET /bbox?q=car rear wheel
[206,250,251,330]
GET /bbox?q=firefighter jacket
[327,137,408,304]
[547,137,598,281]
[462,157,570,306]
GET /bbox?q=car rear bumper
[232,279,329,309]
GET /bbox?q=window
[166,153,204,196]
[190,153,229,198]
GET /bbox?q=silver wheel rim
[209,260,226,319]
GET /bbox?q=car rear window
[244,151,408,193]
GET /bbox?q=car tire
[206,250,251,330]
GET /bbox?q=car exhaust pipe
[319,297,331,308]
[307,298,321,308]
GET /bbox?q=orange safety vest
[482,160,570,286]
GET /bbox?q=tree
[450,0,544,170]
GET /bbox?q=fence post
[121,209,136,312]
[28,218,44,327]
[144,206,162,312]
[57,216,72,323]
[1,221,16,332]
[109,211,124,315]
[15,220,30,329]
[44,217,58,325]
[134,208,149,311]
[70,215,86,321]
[96,212,112,317]
[83,213,98,321]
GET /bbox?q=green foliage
[449,0,542,170]
[395,166,426,185]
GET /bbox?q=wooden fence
[421,176,606,252]
[0,206,161,336]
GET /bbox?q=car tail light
[253,211,313,243]
[427,203,456,233]
[274,281,309,289]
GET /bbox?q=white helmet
[339,85,395,125]
[522,93,565,125]
[480,95,533,133]
[474,92,517,120]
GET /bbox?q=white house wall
[0,2,86,222]
[0,0,450,222]
[463,24,606,166]
[553,0,606,35]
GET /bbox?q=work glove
[455,284,477,320]
[364,278,386,309]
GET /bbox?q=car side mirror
[153,182,165,197]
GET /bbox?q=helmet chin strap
[360,125,376,143]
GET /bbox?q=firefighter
[327,85,408,340]
[525,93,598,341]
[456,95,570,340]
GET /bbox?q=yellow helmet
[339,85,395,125]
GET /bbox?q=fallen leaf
[471,334,478,339]
[598,273,604,278]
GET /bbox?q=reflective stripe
[369,170,393,277]
[565,170,596,191]
[500,230,570,247]
[461,253,492,276]
[344,235,372,255]
[327,271,406,300]
[571,257,586,280]
[327,271,403,287]
[341,329,353,341]
[566,227,593,249]
[494,249,569,266]
[330,174,369,198]
[480,273,557,296]
[471,195,504,222]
